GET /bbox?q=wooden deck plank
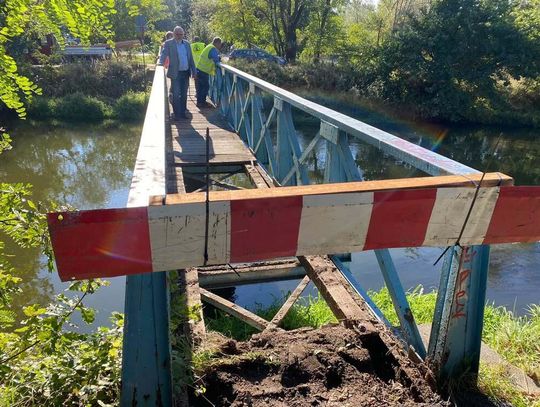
[165,78,253,168]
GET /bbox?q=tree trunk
[285,28,297,62]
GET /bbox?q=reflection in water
[0,122,141,326]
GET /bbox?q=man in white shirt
[158,26,197,119]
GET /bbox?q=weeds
[113,92,149,121]
[478,363,540,407]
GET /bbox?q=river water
[1,98,539,328]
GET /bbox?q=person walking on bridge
[190,36,205,65]
[195,37,222,108]
[158,26,197,120]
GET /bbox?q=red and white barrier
[47,183,540,281]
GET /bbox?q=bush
[25,61,148,99]
[229,59,368,93]
[26,97,56,120]
[54,93,110,122]
[113,91,148,121]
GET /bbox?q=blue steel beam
[217,63,477,177]
[276,99,296,185]
[121,273,172,406]
[428,245,490,380]
[375,250,427,358]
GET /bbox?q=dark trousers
[171,70,190,117]
[196,69,210,104]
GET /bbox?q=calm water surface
[2,96,539,328]
[1,123,140,327]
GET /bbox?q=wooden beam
[176,268,206,345]
[163,172,513,205]
[266,275,310,330]
[245,163,272,189]
[200,288,269,331]
[299,255,378,333]
[198,260,305,288]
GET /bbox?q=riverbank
[192,287,540,407]
[230,60,540,128]
[0,61,150,126]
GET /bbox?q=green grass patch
[369,286,437,325]
[206,294,337,341]
[482,303,540,378]
[478,363,540,407]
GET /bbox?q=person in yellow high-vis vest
[195,37,222,108]
[190,36,205,65]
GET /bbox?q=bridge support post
[428,245,490,383]
[121,272,172,406]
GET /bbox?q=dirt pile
[193,324,448,406]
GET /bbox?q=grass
[205,294,337,341]
[479,364,540,407]
[203,285,539,406]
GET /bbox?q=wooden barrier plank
[164,172,513,205]
[48,180,540,281]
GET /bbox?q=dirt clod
[192,324,448,406]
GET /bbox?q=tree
[191,0,217,42]
[0,0,116,144]
[375,0,540,121]
[513,0,540,41]
[211,0,267,48]
[256,0,311,62]
[303,0,346,63]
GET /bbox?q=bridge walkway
[168,81,253,167]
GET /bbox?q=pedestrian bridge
[47,64,540,406]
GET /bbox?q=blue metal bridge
[119,64,507,405]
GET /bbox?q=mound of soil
[193,324,448,406]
